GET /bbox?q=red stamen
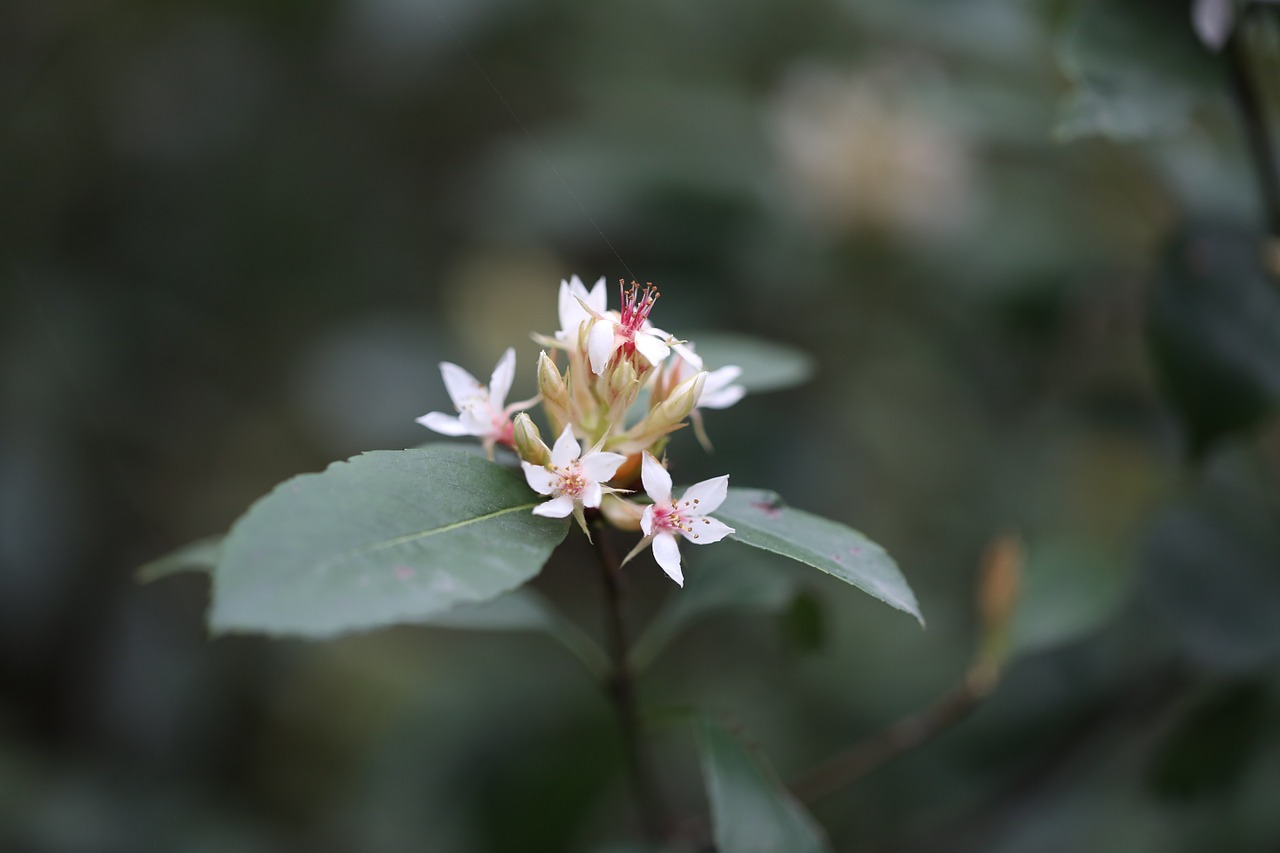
[615,280,660,361]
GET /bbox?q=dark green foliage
[1147,682,1273,800]
[1147,226,1280,457]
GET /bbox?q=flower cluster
[418,276,744,584]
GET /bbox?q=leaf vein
[315,502,541,571]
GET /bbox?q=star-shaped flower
[522,425,627,535]
[416,348,536,456]
[624,452,734,585]
[556,275,607,343]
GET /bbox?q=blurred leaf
[1147,682,1272,800]
[210,447,570,638]
[1148,226,1280,456]
[427,588,609,678]
[1141,465,1280,671]
[1056,0,1222,140]
[717,489,923,625]
[1011,538,1131,654]
[631,558,797,670]
[136,535,222,583]
[684,332,814,393]
[779,590,826,654]
[136,527,606,670]
[698,718,831,853]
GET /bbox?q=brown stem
[591,521,667,842]
[790,533,1022,804]
[790,663,999,804]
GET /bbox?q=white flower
[665,347,745,451]
[522,425,627,533]
[557,275,607,342]
[584,282,675,375]
[416,348,535,454]
[625,452,734,586]
[670,345,745,411]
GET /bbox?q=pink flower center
[617,281,659,353]
[494,417,516,448]
[652,500,691,534]
[652,495,716,539]
[552,462,586,498]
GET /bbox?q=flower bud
[606,371,707,456]
[537,351,572,435]
[608,358,639,400]
[652,371,706,427]
[511,413,550,466]
[603,359,643,422]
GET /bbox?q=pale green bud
[651,371,706,428]
[607,371,707,456]
[511,413,550,466]
[537,351,572,435]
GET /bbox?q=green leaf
[1140,462,1280,672]
[425,587,609,678]
[684,332,814,393]
[715,489,923,625]
[631,556,797,670]
[698,718,831,853]
[1147,226,1280,456]
[210,447,571,638]
[1055,0,1222,140]
[136,535,223,583]
[1147,682,1272,801]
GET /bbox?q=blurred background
[4,0,1280,850]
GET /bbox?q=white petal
[416,412,473,436]
[587,321,617,375]
[703,365,742,396]
[672,341,703,370]
[679,475,729,514]
[580,451,627,483]
[488,348,516,411]
[640,452,672,503]
[458,407,493,435]
[582,480,603,508]
[533,494,575,518]
[550,425,581,467]
[640,505,655,537]
[699,384,746,410]
[439,362,484,408]
[651,532,683,585]
[681,516,734,545]
[521,462,558,495]
[633,331,671,366]
[559,279,591,335]
[586,276,608,312]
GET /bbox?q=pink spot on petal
[394,566,415,581]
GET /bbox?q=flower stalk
[592,519,668,843]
